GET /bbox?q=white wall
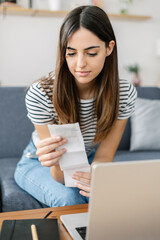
[0,15,63,86]
[105,0,160,86]
[0,0,160,86]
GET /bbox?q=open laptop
[60,159,160,240]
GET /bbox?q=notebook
[0,219,60,240]
[61,159,160,240]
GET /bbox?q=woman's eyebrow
[66,46,76,50]
[85,46,100,50]
[66,46,100,50]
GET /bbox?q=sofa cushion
[136,86,160,99]
[130,98,160,151]
[0,157,48,212]
[118,120,131,150]
[114,150,160,162]
[118,86,160,151]
[0,87,34,158]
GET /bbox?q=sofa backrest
[118,86,160,150]
[0,87,34,158]
[1,86,160,156]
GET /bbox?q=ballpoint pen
[44,210,53,219]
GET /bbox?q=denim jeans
[14,139,96,207]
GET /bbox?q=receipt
[63,165,90,187]
[48,123,90,187]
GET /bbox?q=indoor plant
[126,63,141,86]
[120,0,133,14]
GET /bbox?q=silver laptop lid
[87,160,160,240]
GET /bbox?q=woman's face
[65,27,112,89]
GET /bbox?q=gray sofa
[0,86,160,212]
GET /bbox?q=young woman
[14,5,137,207]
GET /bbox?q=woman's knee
[50,187,88,207]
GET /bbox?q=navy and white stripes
[25,78,137,154]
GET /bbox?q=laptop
[60,159,160,240]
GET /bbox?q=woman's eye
[87,53,98,57]
[66,53,76,56]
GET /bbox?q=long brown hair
[51,6,119,142]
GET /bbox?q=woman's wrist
[91,156,113,166]
[50,165,64,184]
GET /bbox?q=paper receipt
[48,123,90,187]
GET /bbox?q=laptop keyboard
[76,227,87,240]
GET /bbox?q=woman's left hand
[72,172,91,197]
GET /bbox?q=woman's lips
[76,71,90,77]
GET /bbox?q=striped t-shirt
[25,78,137,155]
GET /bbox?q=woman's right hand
[35,136,67,167]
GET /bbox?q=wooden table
[0,204,88,240]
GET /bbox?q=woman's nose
[76,54,87,68]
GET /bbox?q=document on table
[48,123,90,187]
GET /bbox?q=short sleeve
[25,82,55,125]
[118,79,137,120]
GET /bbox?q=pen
[44,210,53,219]
[31,224,39,240]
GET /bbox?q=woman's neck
[79,88,95,100]
[76,81,95,100]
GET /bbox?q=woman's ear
[106,40,115,57]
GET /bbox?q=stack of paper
[48,123,90,187]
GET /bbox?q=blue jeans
[14,139,96,207]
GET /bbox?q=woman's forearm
[50,165,64,184]
[91,156,113,167]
